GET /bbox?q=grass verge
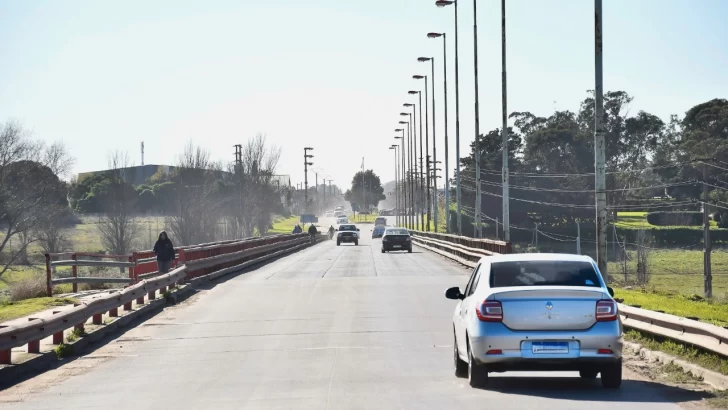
[269,215,299,234]
[0,297,79,323]
[625,328,728,376]
[615,288,728,327]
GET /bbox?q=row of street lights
[387,0,608,280]
[388,0,510,240]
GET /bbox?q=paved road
[0,225,708,409]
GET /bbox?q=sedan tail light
[596,300,618,322]
[476,301,503,322]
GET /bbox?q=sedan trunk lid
[490,286,607,331]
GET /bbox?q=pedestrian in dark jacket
[153,231,175,273]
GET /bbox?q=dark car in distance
[372,225,386,239]
[381,228,412,253]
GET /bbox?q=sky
[1,0,727,189]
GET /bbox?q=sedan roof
[483,253,594,264]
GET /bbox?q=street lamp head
[398,121,408,125]
[390,144,398,148]
[403,103,414,107]
[389,146,395,150]
[395,136,403,139]
[427,32,444,38]
[400,112,408,116]
[395,128,404,132]
[435,0,454,7]
[407,90,419,95]
[304,147,313,150]
[413,75,425,80]
[417,57,432,62]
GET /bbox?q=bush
[646,211,702,226]
[9,276,47,301]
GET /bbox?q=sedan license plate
[532,342,569,354]
[393,245,401,248]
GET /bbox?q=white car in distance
[336,216,348,224]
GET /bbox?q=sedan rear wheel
[600,360,622,389]
[468,343,488,388]
[381,249,385,254]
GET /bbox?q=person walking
[153,231,175,273]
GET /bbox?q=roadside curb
[0,239,320,385]
[624,341,728,390]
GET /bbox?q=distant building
[77,164,176,187]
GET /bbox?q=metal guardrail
[410,230,512,255]
[45,234,310,295]
[1,266,187,365]
[413,231,728,359]
[2,233,320,365]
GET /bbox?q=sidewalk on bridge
[1,288,132,367]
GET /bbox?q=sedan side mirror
[445,287,464,300]
[357,228,360,231]
[607,286,615,297]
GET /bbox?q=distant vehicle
[336,217,348,224]
[374,217,387,226]
[381,228,412,253]
[372,225,386,239]
[334,211,346,218]
[334,206,345,212]
[445,253,622,389]
[325,212,334,218]
[336,224,359,246]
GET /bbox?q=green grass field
[269,215,300,234]
[615,211,718,229]
[608,249,728,298]
[0,297,79,322]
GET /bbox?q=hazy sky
[2,0,726,188]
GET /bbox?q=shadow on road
[479,375,712,404]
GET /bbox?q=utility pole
[594,0,608,283]
[304,147,314,210]
[577,222,581,255]
[704,163,713,298]
[501,0,510,242]
[473,0,482,239]
[315,172,319,213]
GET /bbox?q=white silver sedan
[445,253,623,389]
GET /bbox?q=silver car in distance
[445,253,623,389]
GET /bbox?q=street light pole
[594,0,608,282]
[472,0,482,238]
[391,145,399,221]
[399,120,412,229]
[395,131,405,227]
[436,0,462,236]
[413,75,428,232]
[303,147,314,211]
[420,57,438,232]
[500,0,510,242]
[429,32,449,233]
[404,103,419,231]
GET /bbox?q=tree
[97,151,140,255]
[345,170,386,211]
[167,142,221,245]
[0,120,73,276]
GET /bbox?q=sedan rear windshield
[339,225,356,231]
[385,229,409,235]
[489,261,601,288]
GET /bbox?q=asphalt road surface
[0,224,709,409]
